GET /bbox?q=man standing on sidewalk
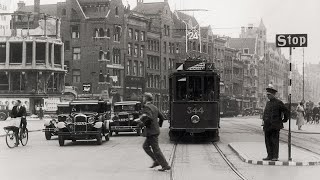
[262,84,289,161]
[138,93,171,171]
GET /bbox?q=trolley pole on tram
[276,33,308,162]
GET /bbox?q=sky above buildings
[17,0,320,68]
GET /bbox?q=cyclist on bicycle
[10,100,27,146]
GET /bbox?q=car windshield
[114,104,136,112]
[57,107,70,114]
[71,104,100,113]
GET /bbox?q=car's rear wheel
[58,135,65,146]
[96,133,102,145]
[45,131,52,140]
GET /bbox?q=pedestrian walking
[262,84,289,161]
[296,102,305,130]
[39,105,44,120]
[137,93,171,171]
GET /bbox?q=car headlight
[66,117,73,124]
[191,115,200,124]
[129,115,134,120]
[88,117,95,124]
[51,119,57,124]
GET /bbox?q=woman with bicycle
[10,100,27,147]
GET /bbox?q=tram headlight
[88,117,95,124]
[191,115,200,124]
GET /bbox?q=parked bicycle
[3,125,28,148]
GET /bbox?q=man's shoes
[158,166,171,171]
[271,158,278,161]
[149,162,160,168]
[262,157,271,161]
[14,143,19,147]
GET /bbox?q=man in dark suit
[138,93,171,171]
[11,100,27,146]
[262,84,289,161]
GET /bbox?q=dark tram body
[168,58,220,141]
[220,95,240,117]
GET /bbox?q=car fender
[44,119,51,126]
[57,122,66,129]
[94,122,103,129]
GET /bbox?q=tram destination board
[183,61,214,71]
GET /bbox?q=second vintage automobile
[110,101,143,136]
[57,99,111,146]
[43,102,71,140]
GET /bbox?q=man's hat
[266,84,277,94]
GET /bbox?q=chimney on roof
[17,1,25,10]
[137,0,143,5]
[34,0,40,14]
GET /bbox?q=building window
[133,61,138,76]
[140,46,144,58]
[243,48,249,54]
[140,31,145,41]
[115,7,119,16]
[71,25,80,39]
[164,75,166,89]
[65,61,70,73]
[176,43,179,53]
[72,69,81,83]
[164,57,166,70]
[65,41,70,51]
[134,44,138,57]
[134,30,139,41]
[113,69,121,86]
[128,28,133,39]
[139,62,144,77]
[62,8,66,16]
[127,60,131,75]
[106,28,110,37]
[114,26,121,42]
[104,51,110,60]
[164,42,167,53]
[113,48,121,64]
[99,70,104,82]
[72,47,81,60]
[128,43,132,55]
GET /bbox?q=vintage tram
[168,56,220,141]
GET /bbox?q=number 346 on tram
[168,58,220,141]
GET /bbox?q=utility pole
[302,48,305,101]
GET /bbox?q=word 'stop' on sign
[276,34,308,47]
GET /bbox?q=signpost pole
[288,47,292,161]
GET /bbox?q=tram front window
[204,76,216,101]
[176,76,187,101]
[188,76,202,101]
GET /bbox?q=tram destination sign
[276,34,307,47]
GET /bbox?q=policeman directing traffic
[262,84,290,161]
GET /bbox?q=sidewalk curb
[228,143,320,166]
[0,129,42,137]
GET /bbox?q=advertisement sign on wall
[0,98,30,111]
[44,97,61,112]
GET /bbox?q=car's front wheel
[45,131,52,140]
[96,133,102,145]
[58,135,65,146]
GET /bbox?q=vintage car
[57,99,112,146]
[42,102,71,140]
[110,101,142,136]
[0,105,10,121]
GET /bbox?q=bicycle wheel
[5,129,17,148]
[20,128,28,146]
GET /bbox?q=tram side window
[188,76,202,101]
[175,76,187,101]
[204,76,215,101]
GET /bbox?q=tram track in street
[168,140,248,180]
